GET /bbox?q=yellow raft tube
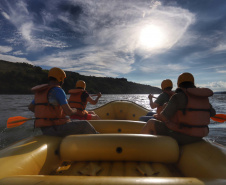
[0,100,225,185]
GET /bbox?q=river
[0,94,226,149]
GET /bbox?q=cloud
[0,54,32,64]
[0,46,12,53]
[212,44,226,53]
[198,81,226,92]
[139,63,190,73]
[1,11,10,20]
[1,0,225,91]
[27,0,194,78]
[34,46,135,77]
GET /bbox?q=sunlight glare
[139,25,165,49]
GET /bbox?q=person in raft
[28,67,98,136]
[68,80,102,120]
[139,79,174,122]
[140,72,216,145]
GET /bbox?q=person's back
[139,79,174,122]
[28,67,98,136]
[141,72,216,145]
[68,80,101,120]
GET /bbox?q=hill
[0,60,162,94]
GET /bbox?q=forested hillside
[0,60,161,94]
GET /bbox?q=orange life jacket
[166,88,213,137]
[32,84,69,127]
[68,89,88,117]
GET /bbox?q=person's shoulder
[51,86,64,92]
[50,86,66,96]
[82,90,89,95]
[171,89,187,103]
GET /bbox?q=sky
[0,0,226,92]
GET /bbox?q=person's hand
[148,94,154,100]
[97,92,102,98]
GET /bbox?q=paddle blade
[7,116,33,128]
[211,114,226,123]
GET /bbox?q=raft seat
[56,134,181,177]
[59,134,179,163]
[55,134,181,177]
[93,101,149,120]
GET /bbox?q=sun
[139,25,165,49]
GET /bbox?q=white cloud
[34,46,134,77]
[213,44,226,53]
[1,11,10,20]
[216,70,226,74]
[28,0,195,78]
[140,63,189,73]
[0,46,12,53]
[0,54,32,64]
[198,81,226,92]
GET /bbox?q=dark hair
[175,81,196,93]
[179,81,196,88]
[48,77,57,82]
[48,77,63,86]
[163,87,172,91]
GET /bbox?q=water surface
[0,94,225,149]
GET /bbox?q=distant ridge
[214,91,226,94]
[0,60,162,94]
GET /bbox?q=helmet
[76,80,86,89]
[161,79,173,90]
[48,67,66,83]
[177,72,194,86]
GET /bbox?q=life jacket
[32,84,69,127]
[166,88,213,137]
[68,89,88,118]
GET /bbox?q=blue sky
[0,0,226,92]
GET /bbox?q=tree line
[0,60,162,94]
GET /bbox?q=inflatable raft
[0,100,225,185]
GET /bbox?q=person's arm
[61,104,77,116]
[28,100,35,112]
[148,94,159,109]
[87,92,102,105]
[53,87,77,116]
[160,93,186,122]
[28,103,35,112]
[210,104,216,117]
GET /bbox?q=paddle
[7,113,226,129]
[7,116,35,128]
[210,114,226,123]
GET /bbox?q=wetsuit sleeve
[49,87,68,105]
[154,92,169,106]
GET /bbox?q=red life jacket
[68,89,88,118]
[166,88,213,137]
[32,84,69,127]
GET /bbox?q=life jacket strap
[179,108,211,115]
[69,101,85,110]
[179,122,208,129]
